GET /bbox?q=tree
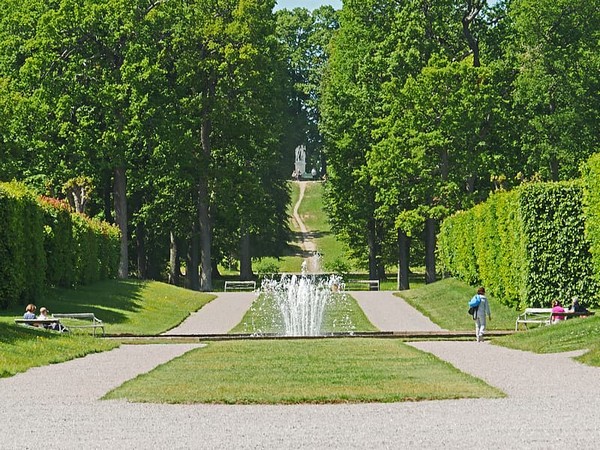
[509,0,600,181]
[275,6,339,175]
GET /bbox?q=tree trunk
[462,2,484,68]
[136,220,147,279]
[198,179,212,292]
[113,166,128,279]
[103,171,113,223]
[425,218,437,284]
[550,155,559,182]
[397,229,410,290]
[169,231,179,286]
[239,231,253,281]
[368,218,378,280]
[198,73,216,292]
[187,225,200,291]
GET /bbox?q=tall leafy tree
[509,0,600,181]
[276,6,338,174]
[321,0,402,279]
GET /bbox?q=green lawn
[279,181,356,274]
[103,339,504,404]
[396,278,517,331]
[0,322,118,378]
[495,314,600,366]
[0,279,214,377]
[0,279,215,335]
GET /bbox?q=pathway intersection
[2,291,600,448]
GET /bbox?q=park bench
[347,279,380,291]
[14,318,63,330]
[515,308,595,330]
[51,313,105,336]
[224,281,256,292]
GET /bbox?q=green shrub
[583,154,600,294]
[40,197,74,287]
[324,257,351,277]
[0,182,46,308]
[0,182,120,310]
[254,257,280,276]
[438,182,597,308]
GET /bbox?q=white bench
[224,281,256,292]
[52,313,105,336]
[515,308,553,330]
[347,279,380,291]
[515,308,595,330]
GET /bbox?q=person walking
[473,287,492,342]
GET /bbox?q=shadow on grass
[0,321,66,345]
[0,279,146,326]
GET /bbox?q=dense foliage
[1,0,599,297]
[0,0,297,291]
[0,182,119,309]
[582,154,600,290]
[438,182,598,309]
[320,0,600,286]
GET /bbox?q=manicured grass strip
[231,291,377,334]
[494,315,600,366]
[103,339,504,404]
[0,279,215,335]
[396,278,517,331]
[0,322,118,378]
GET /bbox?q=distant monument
[293,145,306,179]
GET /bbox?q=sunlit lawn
[103,339,504,404]
[0,280,214,377]
[0,279,215,335]
[495,314,600,366]
[397,278,517,331]
[0,321,118,378]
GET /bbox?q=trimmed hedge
[583,154,600,291]
[438,182,597,309]
[0,182,120,309]
[0,182,46,308]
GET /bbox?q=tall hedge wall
[583,154,600,291]
[0,182,120,309]
[0,182,46,309]
[438,182,597,309]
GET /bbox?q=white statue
[294,145,306,178]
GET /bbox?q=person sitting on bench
[23,304,37,323]
[551,300,566,324]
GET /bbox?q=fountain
[250,258,350,337]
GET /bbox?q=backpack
[467,295,481,319]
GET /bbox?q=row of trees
[320,0,600,288]
[0,1,337,290]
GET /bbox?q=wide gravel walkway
[2,291,600,449]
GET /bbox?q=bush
[438,182,597,309]
[583,154,600,294]
[0,182,46,308]
[0,182,120,309]
[40,197,74,287]
[254,257,280,276]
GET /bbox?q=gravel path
[161,292,257,335]
[352,291,443,332]
[3,291,600,449]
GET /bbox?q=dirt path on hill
[292,181,320,272]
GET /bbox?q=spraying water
[255,256,348,336]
